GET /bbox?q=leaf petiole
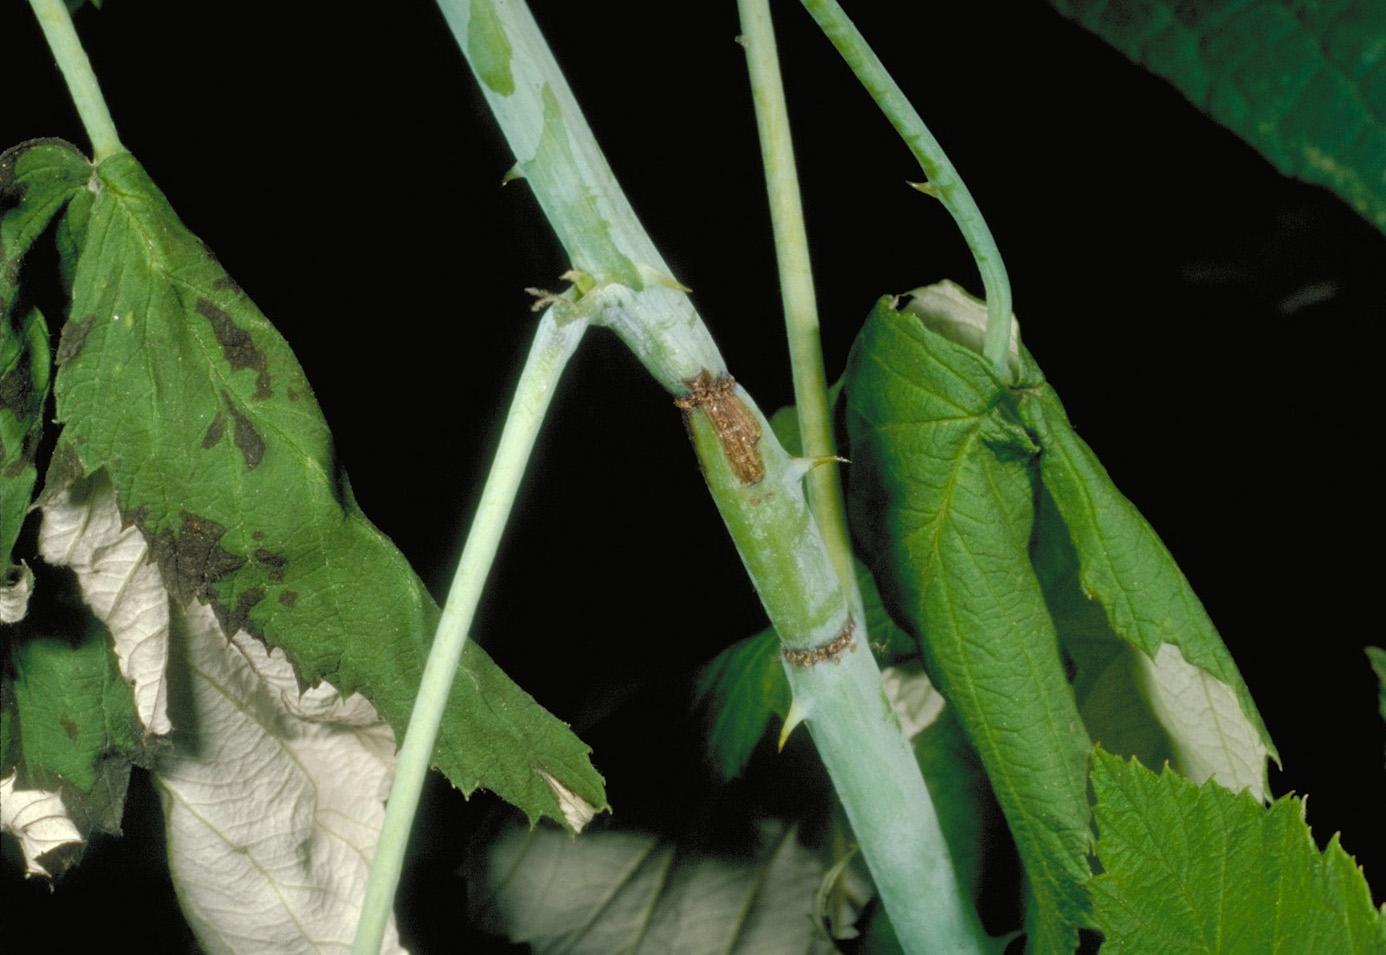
[28,0,123,161]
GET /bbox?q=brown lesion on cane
[782,617,856,667]
[674,370,765,485]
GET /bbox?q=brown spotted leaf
[48,147,605,828]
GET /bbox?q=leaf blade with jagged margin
[845,295,1092,952]
[1090,749,1386,953]
[1,140,89,579]
[1050,0,1386,233]
[49,148,605,828]
[469,820,838,955]
[1022,386,1275,798]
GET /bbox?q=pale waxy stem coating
[433,2,983,951]
[798,0,1015,380]
[353,311,588,955]
[28,0,123,161]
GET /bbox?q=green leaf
[1022,387,1274,798]
[1089,749,1386,953]
[1050,0,1386,233]
[8,617,139,795]
[844,295,1092,951]
[1,140,90,577]
[469,820,841,954]
[697,627,788,780]
[47,146,604,828]
[1369,646,1386,724]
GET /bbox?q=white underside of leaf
[38,474,171,736]
[474,820,838,954]
[1136,643,1269,800]
[155,599,404,955]
[0,560,34,623]
[0,771,82,877]
[535,768,596,833]
[881,662,946,740]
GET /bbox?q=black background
[3,1,1384,951]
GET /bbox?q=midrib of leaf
[154,780,317,946]
[627,844,676,954]
[555,837,662,955]
[724,823,796,954]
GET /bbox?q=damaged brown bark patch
[674,370,765,485]
[196,298,272,399]
[782,617,856,667]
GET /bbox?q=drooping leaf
[1089,749,1386,953]
[1050,0,1386,233]
[1,582,140,876]
[37,140,603,828]
[40,468,171,736]
[1023,384,1275,798]
[8,624,137,795]
[0,772,82,878]
[1,140,89,577]
[469,819,841,954]
[845,294,1093,951]
[155,598,404,955]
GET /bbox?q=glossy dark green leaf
[1051,0,1386,232]
[45,143,604,828]
[844,296,1092,952]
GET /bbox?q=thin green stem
[352,311,588,955]
[29,0,123,161]
[799,0,1013,380]
[736,0,855,603]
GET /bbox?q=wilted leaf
[470,820,840,954]
[156,598,404,955]
[1,140,89,576]
[1024,386,1274,798]
[25,138,603,827]
[845,293,1092,951]
[0,771,82,877]
[40,468,171,736]
[1089,749,1386,953]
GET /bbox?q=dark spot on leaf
[251,530,264,541]
[55,315,95,365]
[214,586,265,638]
[210,275,243,297]
[278,590,298,608]
[60,715,78,740]
[221,391,265,470]
[196,298,271,399]
[146,511,245,607]
[201,411,226,449]
[0,345,32,411]
[253,548,287,582]
[36,441,85,505]
[286,387,301,402]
